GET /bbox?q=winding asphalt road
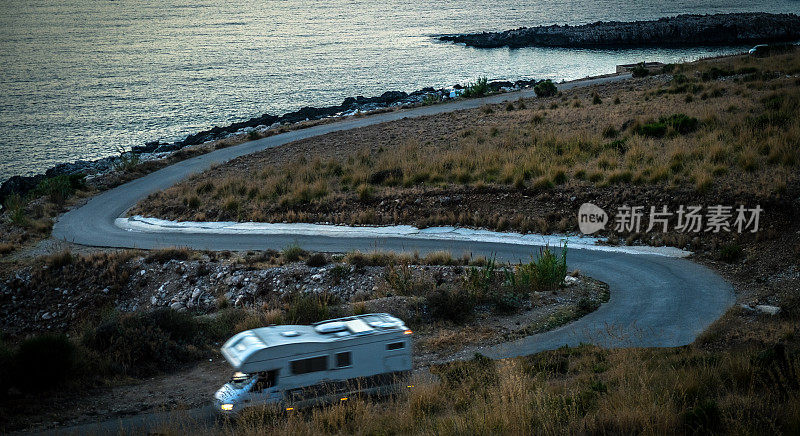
[46,73,734,434]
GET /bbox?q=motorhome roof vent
[315,322,347,334]
[345,319,373,334]
[280,330,300,337]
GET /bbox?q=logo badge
[578,203,607,234]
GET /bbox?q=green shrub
[719,243,744,263]
[81,309,203,375]
[517,243,568,292]
[602,125,619,138]
[3,193,27,226]
[13,334,76,391]
[534,80,558,97]
[606,138,628,153]
[490,288,526,314]
[422,93,441,106]
[34,173,86,205]
[427,286,475,323]
[701,67,734,81]
[286,292,330,324]
[306,252,328,267]
[661,113,699,134]
[436,353,496,391]
[682,399,722,433]
[329,263,350,284]
[145,247,190,263]
[577,297,601,316]
[635,121,668,138]
[464,257,498,297]
[462,77,490,98]
[384,263,416,296]
[186,196,201,209]
[671,73,689,84]
[197,308,249,342]
[112,146,141,172]
[281,244,305,262]
[631,63,649,78]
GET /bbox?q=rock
[150,295,158,305]
[41,312,52,320]
[440,13,800,48]
[563,276,580,286]
[169,301,185,311]
[755,305,781,316]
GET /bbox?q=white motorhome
[214,313,413,413]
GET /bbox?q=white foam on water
[116,215,691,258]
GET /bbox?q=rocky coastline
[0,78,541,203]
[439,13,800,48]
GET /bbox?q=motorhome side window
[290,356,327,375]
[335,352,352,368]
[387,342,405,350]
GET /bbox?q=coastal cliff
[440,13,800,48]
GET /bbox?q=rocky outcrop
[440,13,800,48]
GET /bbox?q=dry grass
[144,247,193,263]
[416,326,496,351]
[134,52,800,224]
[156,333,800,435]
[0,242,15,257]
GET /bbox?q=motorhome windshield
[230,371,253,388]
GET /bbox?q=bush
[719,243,744,263]
[635,121,668,138]
[45,249,75,269]
[534,80,558,97]
[671,73,689,84]
[682,399,722,433]
[427,286,475,323]
[576,297,601,316]
[286,292,330,324]
[517,243,568,292]
[601,125,618,138]
[631,63,649,78]
[384,263,416,296]
[145,247,190,263]
[12,334,77,391]
[81,309,204,375]
[281,244,306,262]
[462,76,490,98]
[661,113,699,134]
[112,147,141,172]
[422,93,441,106]
[306,252,328,267]
[3,193,27,226]
[34,174,86,205]
[490,289,526,314]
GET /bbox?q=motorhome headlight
[220,403,234,411]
